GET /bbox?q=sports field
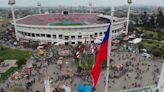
[48,21,85,26]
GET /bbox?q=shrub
[0,58,4,63]
[152,49,162,57]
[148,34,154,39]
[16,58,26,68]
[148,40,153,44]
[77,65,82,73]
[138,44,144,49]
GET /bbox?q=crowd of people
[0,28,163,92]
[98,48,162,92]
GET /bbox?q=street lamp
[37,2,41,14]
[9,0,19,41]
[125,0,132,35]
[128,0,132,4]
[89,2,92,14]
[8,0,15,5]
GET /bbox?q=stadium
[16,12,127,45]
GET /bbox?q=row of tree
[136,9,164,28]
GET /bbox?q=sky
[0,0,164,7]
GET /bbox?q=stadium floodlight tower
[89,2,92,14]
[125,0,132,35]
[37,2,42,14]
[9,0,19,41]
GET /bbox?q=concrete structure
[15,13,127,45]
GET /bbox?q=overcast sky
[0,0,164,7]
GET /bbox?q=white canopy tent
[129,38,142,44]
[44,80,51,92]
[62,85,71,92]
[128,34,136,39]
[37,46,44,49]
[140,49,147,52]
[13,41,18,46]
[94,38,102,44]
[26,63,33,68]
[39,42,47,45]
[55,40,66,45]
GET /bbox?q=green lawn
[0,67,17,82]
[49,21,84,26]
[144,30,158,38]
[0,45,33,82]
[54,23,83,26]
[135,39,164,49]
[135,39,164,58]
[142,29,164,40]
[134,28,164,58]
[0,45,33,60]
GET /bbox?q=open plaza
[0,0,164,92]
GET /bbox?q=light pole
[89,2,92,14]
[125,0,132,35]
[37,2,41,14]
[9,0,19,41]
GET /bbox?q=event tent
[129,38,142,44]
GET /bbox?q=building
[15,13,127,45]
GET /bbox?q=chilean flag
[91,24,111,89]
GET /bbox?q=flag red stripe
[91,40,108,87]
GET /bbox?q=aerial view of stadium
[0,0,164,92]
[16,12,126,45]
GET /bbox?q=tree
[77,65,82,73]
[157,8,164,27]
[16,58,26,68]
[159,47,164,59]
[138,43,144,50]
[0,58,4,63]
[152,49,162,58]
[157,32,162,41]
[141,11,148,27]
[0,47,4,51]
[148,33,154,39]
[149,16,155,27]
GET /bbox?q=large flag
[91,24,111,88]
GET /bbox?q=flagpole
[125,0,132,35]
[105,7,114,92]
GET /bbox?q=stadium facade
[16,13,127,45]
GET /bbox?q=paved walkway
[0,46,163,92]
[96,51,162,92]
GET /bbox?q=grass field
[0,45,33,60]
[54,24,83,26]
[0,67,17,82]
[135,39,164,49]
[49,21,84,26]
[142,29,164,40]
[135,29,164,58]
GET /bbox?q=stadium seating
[17,13,105,25]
